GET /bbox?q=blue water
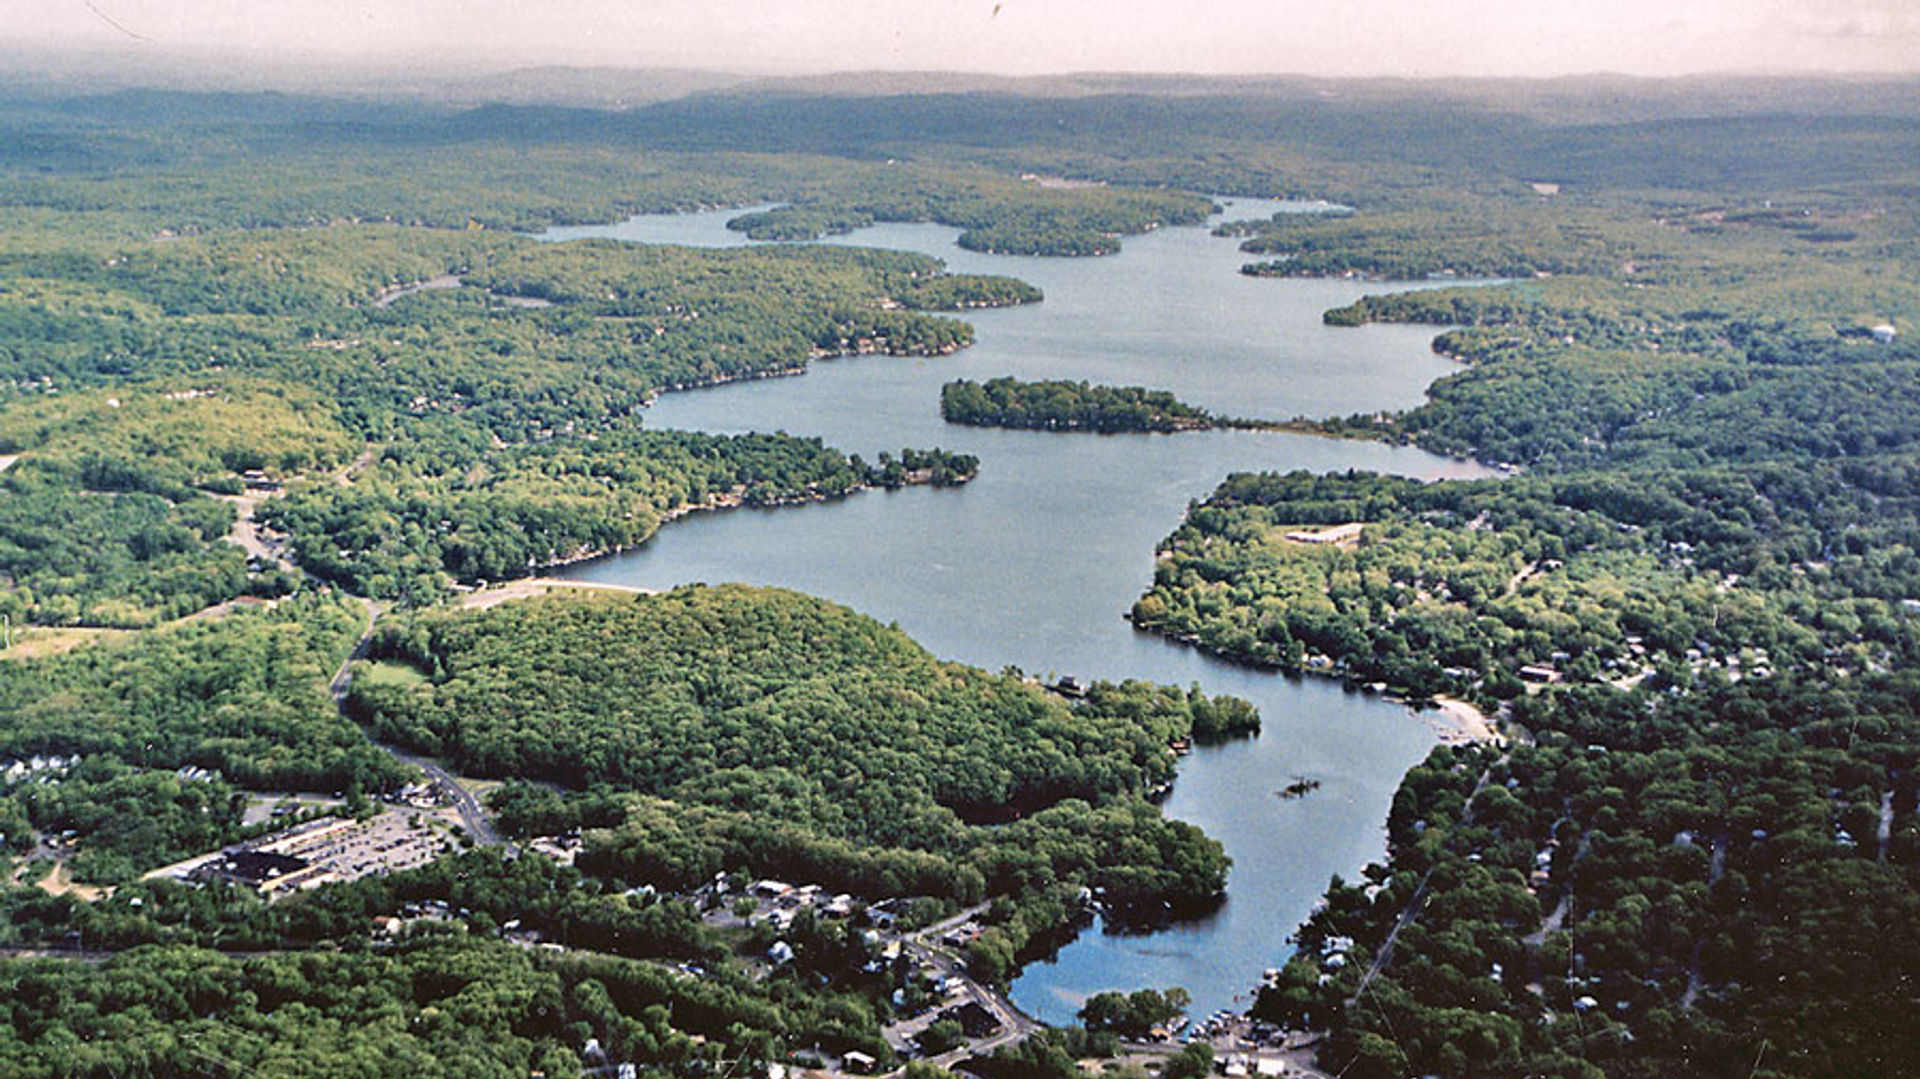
[539,199,1490,1023]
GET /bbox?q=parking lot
[147,808,457,896]
[253,810,451,889]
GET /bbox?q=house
[1518,664,1563,684]
[1284,523,1365,546]
[842,1051,877,1074]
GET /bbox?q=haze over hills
[4,26,1920,1076]
[6,45,1920,124]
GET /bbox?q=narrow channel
[543,200,1493,1024]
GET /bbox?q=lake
[541,199,1493,1024]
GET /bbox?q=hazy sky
[7,0,1919,78]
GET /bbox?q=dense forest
[350,586,1252,949]
[0,595,406,798]
[2,72,1920,1077]
[260,433,977,600]
[1123,124,1920,1076]
[0,218,1012,613]
[941,377,1228,433]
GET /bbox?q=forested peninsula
[2,73,1919,1079]
[358,586,1255,933]
[0,226,1004,614]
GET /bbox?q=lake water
[541,200,1492,1024]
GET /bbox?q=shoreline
[502,468,975,588]
[1425,695,1503,747]
[1127,617,1503,746]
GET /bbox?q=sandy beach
[1428,695,1504,746]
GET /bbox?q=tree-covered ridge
[941,377,1226,433]
[0,594,404,795]
[354,584,1243,829]
[349,586,1248,928]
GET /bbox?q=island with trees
[941,377,1241,433]
[0,68,1918,1079]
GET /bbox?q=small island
[726,204,874,241]
[942,377,1258,433]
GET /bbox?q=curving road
[879,904,1045,1071]
[329,599,505,849]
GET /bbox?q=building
[952,1001,1002,1038]
[191,849,314,890]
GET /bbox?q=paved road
[328,598,505,849]
[384,745,506,848]
[907,903,992,943]
[882,905,1044,1071]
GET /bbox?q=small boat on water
[1277,776,1321,799]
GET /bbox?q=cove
[540,200,1495,1024]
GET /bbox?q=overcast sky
[7,0,1919,79]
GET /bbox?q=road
[384,746,506,848]
[877,903,1044,1072]
[328,598,506,849]
[906,903,991,944]
[215,490,300,574]
[1349,756,1503,1004]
